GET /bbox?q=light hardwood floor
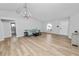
[0,33,79,56]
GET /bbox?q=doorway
[10,22,16,37]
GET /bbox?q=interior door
[59,20,69,35]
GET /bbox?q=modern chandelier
[16,3,31,19]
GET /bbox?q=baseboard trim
[42,32,69,37]
[4,37,11,39]
[0,32,70,41]
[0,36,12,41]
[0,38,4,41]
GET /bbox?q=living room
[0,1,79,56]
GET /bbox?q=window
[47,23,52,31]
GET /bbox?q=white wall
[0,10,79,39]
[0,20,4,41]
[0,11,43,38]
[42,20,60,34]
[15,17,43,37]
[69,14,79,38]
[42,19,69,36]
[2,21,11,38]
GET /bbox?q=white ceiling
[0,3,79,21]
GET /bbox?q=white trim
[0,38,4,41]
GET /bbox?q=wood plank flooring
[0,33,79,56]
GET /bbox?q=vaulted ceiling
[0,3,79,21]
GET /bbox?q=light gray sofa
[24,29,40,36]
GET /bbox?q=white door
[59,20,69,35]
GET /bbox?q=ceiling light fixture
[16,3,31,19]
